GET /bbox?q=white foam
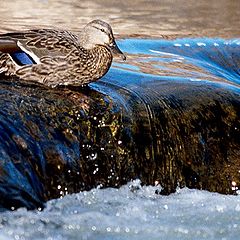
[197,42,206,47]
[1,181,240,240]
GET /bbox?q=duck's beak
[109,40,126,61]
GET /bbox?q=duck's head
[80,19,126,61]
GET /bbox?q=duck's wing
[0,38,19,53]
[0,29,81,65]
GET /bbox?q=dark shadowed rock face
[0,38,239,210]
[0,76,239,210]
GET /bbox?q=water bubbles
[174,43,182,47]
[30,219,35,224]
[82,144,92,149]
[97,119,106,127]
[163,204,168,210]
[129,179,142,192]
[114,226,120,233]
[232,181,237,187]
[14,235,20,240]
[93,168,99,175]
[2,185,240,239]
[74,110,82,121]
[89,152,98,161]
[65,128,73,134]
[216,205,225,212]
[154,180,159,186]
[196,42,206,47]
[231,181,238,191]
[235,204,240,211]
[176,227,189,234]
[96,184,103,189]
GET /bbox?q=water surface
[0,1,240,240]
[0,0,239,38]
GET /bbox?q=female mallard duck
[0,19,126,87]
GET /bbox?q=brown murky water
[0,0,239,38]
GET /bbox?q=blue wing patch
[11,51,35,65]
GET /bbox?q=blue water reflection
[112,38,240,85]
[0,37,239,210]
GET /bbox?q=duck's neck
[78,30,95,50]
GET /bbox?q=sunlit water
[0,0,240,239]
[0,0,239,38]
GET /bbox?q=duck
[0,19,126,87]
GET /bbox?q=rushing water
[2,181,240,240]
[0,0,240,239]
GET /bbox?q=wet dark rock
[0,37,240,210]
[0,74,239,210]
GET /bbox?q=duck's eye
[100,29,104,32]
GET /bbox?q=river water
[0,0,240,239]
[0,0,239,38]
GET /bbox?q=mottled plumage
[0,20,126,87]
